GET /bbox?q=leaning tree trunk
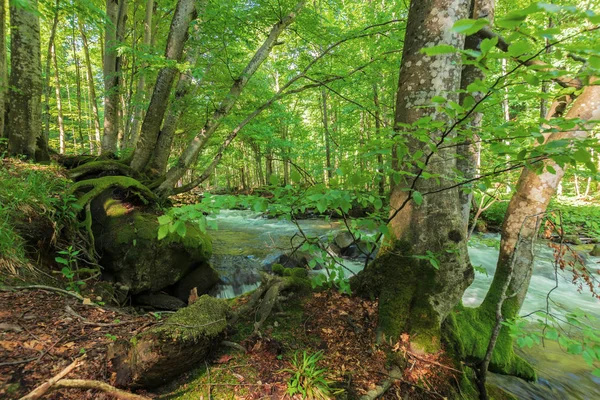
[130,0,197,172]
[7,0,43,159]
[481,83,600,318]
[353,0,471,353]
[101,0,127,155]
[156,1,306,196]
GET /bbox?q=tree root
[19,356,84,400]
[52,379,150,400]
[229,273,294,335]
[70,176,157,209]
[359,367,403,400]
[69,160,141,182]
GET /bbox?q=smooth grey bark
[72,17,85,153]
[7,0,43,159]
[101,0,127,155]
[482,83,600,314]
[148,46,201,174]
[359,0,471,351]
[157,1,306,196]
[42,0,59,143]
[130,0,196,172]
[127,0,154,148]
[457,0,496,229]
[0,0,7,139]
[79,20,102,155]
[51,35,66,154]
[373,83,385,197]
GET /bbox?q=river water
[207,210,600,399]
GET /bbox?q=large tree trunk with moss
[108,295,229,388]
[130,0,196,172]
[7,0,43,160]
[353,0,471,352]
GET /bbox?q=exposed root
[70,176,157,209]
[19,356,84,400]
[69,160,140,182]
[359,367,402,400]
[52,379,150,400]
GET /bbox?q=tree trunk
[373,84,385,197]
[101,0,127,155]
[156,1,305,196]
[353,0,470,352]
[7,0,43,159]
[0,0,7,139]
[79,20,102,155]
[457,0,495,230]
[127,0,154,149]
[72,17,86,153]
[130,0,196,172]
[321,88,332,183]
[147,25,205,174]
[42,0,59,144]
[481,83,600,328]
[52,36,66,154]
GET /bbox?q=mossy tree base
[443,304,536,382]
[108,295,229,388]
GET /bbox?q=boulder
[173,262,220,302]
[334,231,355,249]
[91,191,212,294]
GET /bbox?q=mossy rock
[91,191,213,294]
[109,295,229,388]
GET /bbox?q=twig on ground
[19,356,85,400]
[52,379,150,400]
[0,357,38,367]
[221,340,247,353]
[1,285,84,302]
[65,305,132,327]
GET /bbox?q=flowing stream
[207,210,600,399]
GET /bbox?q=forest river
[206,210,600,400]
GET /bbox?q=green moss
[443,304,536,381]
[152,295,229,341]
[71,176,157,209]
[272,263,285,276]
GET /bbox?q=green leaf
[508,41,530,57]
[480,37,498,54]
[316,198,328,214]
[412,191,423,206]
[546,165,556,174]
[589,56,600,70]
[421,44,456,56]
[157,224,169,240]
[158,214,172,225]
[374,198,383,210]
[544,328,558,340]
[452,18,489,35]
[269,174,279,186]
[291,170,302,182]
[55,257,69,266]
[175,221,187,238]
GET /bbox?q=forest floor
[0,287,458,399]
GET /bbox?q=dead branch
[19,356,84,400]
[1,285,84,302]
[64,305,132,327]
[52,379,150,400]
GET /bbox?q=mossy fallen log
[108,295,229,388]
[69,160,141,182]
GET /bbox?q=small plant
[55,246,84,292]
[283,350,341,400]
[105,333,117,341]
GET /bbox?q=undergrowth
[0,158,72,275]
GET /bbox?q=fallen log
[108,295,229,388]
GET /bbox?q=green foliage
[55,246,85,293]
[503,310,600,378]
[283,350,341,400]
[0,161,72,274]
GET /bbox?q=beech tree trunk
[101,0,127,155]
[52,36,66,154]
[156,1,306,196]
[482,83,600,316]
[79,20,102,155]
[127,0,154,149]
[42,0,59,144]
[7,0,43,159]
[130,0,196,172]
[353,0,470,352]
